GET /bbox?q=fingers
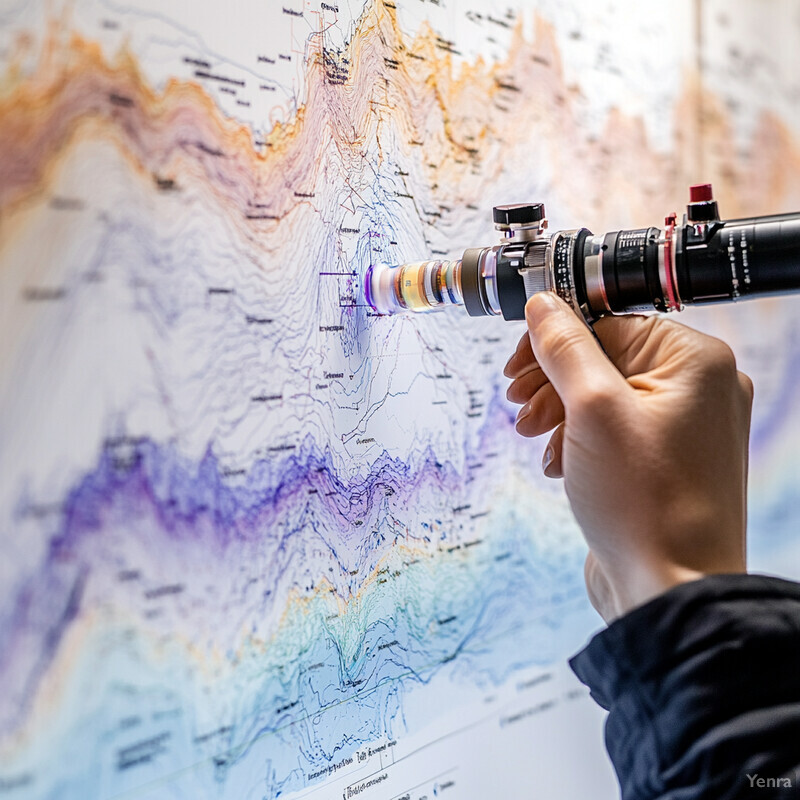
[525,293,629,410]
[542,423,564,478]
[506,364,548,404]
[515,382,564,438]
[504,330,538,378]
[504,321,559,439]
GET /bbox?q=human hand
[504,292,753,622]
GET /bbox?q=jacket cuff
[569,574,800,799]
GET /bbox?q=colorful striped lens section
[367,260,463,314]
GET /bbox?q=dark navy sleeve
[569,574,800,800]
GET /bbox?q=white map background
[0,1,798,798]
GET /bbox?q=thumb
[525,292,629,408]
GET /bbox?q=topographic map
[1,1,798,798]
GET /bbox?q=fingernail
[542,445,553,472]
[516,403,531,426]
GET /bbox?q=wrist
[628,563,708,615]
[607,560,748,622]
[592,559,710,622]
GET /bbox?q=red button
[690,183,713,203]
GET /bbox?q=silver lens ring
[584,234,609,315]
[444,260,461,304]
[480,247,502,315]
[423,260,442,306]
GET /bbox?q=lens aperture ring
[550,229,592,321]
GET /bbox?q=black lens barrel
[458,211,800,322]
[588,212,800,319]
[593,227,663,316]
[677,213,800,304]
